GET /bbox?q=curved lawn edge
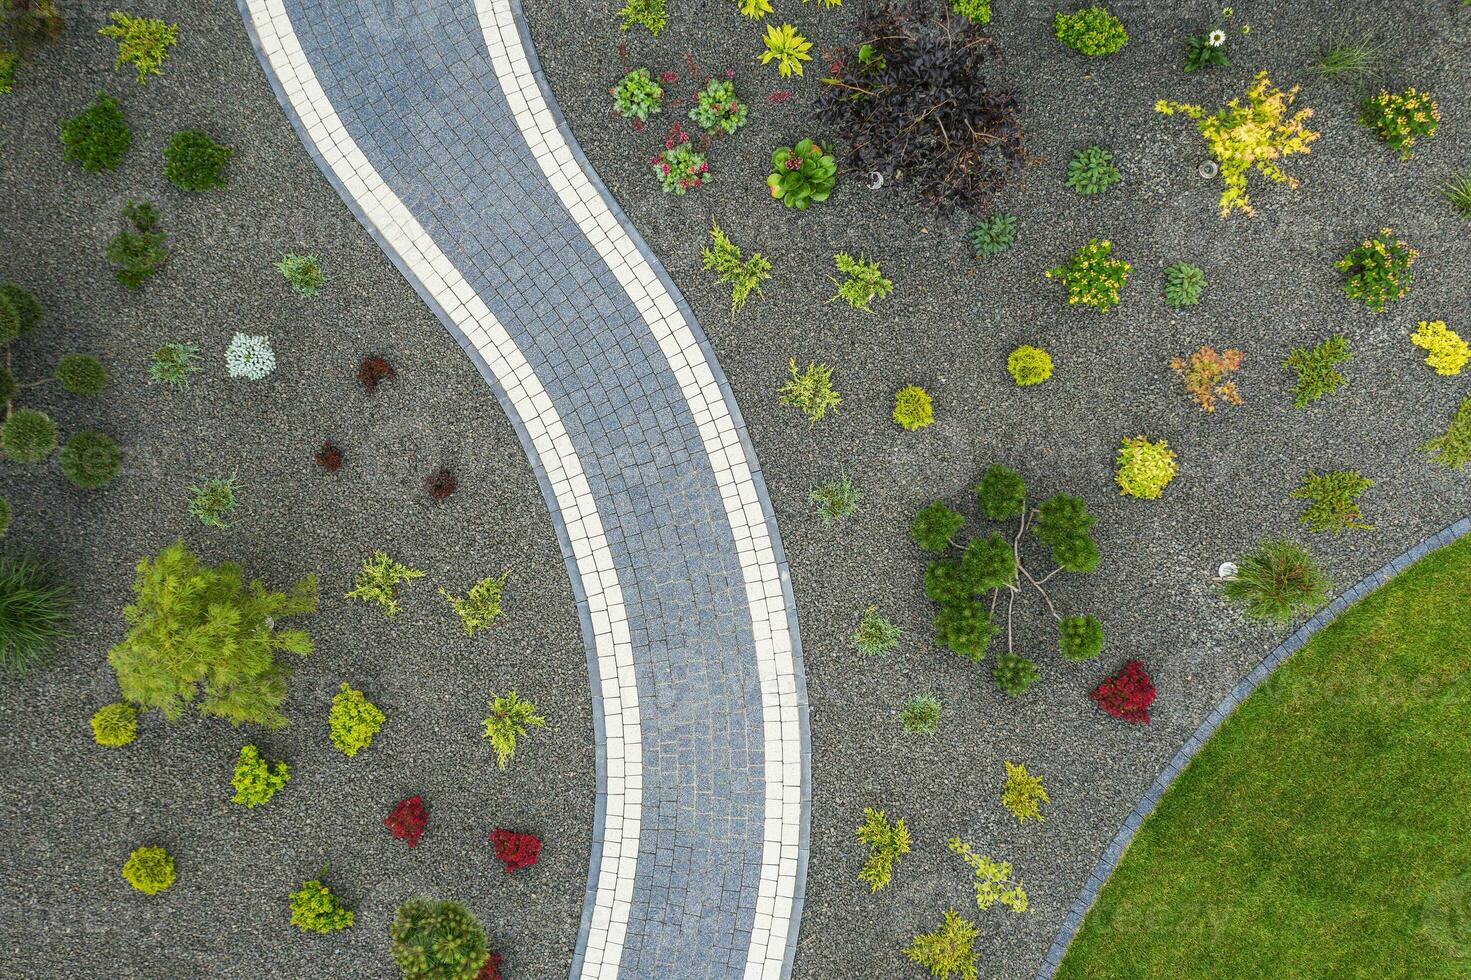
[1036,514,1471,979]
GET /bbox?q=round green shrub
[976,464,1026,519]
[1007,346,1053,386]
[91,701,138,746]
[0,556,70,677]
[892,385,934,431]
[54,354,108,395]
[933,600,995,661]
[1058,614,1104,661]
[0,282,41,334]
[1116,435,1179,499]
[164,129,233,192]
[60,91,132,172]
[924,560,971,604]
[2,409,57,463]
[1032,493,1100,572]
[389,897,489,980]
[121,845,175,894]
[1054,5,1128,56]
[0,366,16,404]
[60,430,122,489]
[960,533,1016,591]
[911,502,965,553]
[0,497,10,537]
[993,651,1039,696]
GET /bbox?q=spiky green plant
[851,605,900,656]
[810,476,859,524]
[900,692,941,735]
[482,690,546,768]
[778,359,840,423]
[345,551,424,618]
[855,807,911,891]
[1284,335,1351,408]
[1220,538,1331,622]
[1442,168,1471,221]
[992,652,1038,696]
[188,475,241,528]
[1291,470,1373,533]
[439,571,510,636]
[701,219,770,317]
[905,909,980,980]
[1315,30,1384,82]
[829,252,892,312]
[1163,262,1206,307]
[1423,396,1471,470]
[0,556,70,677]
[1066,145,1121,195]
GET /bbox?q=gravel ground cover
[0,3,593,977]
[521,0,1471,976]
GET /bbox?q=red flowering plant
[1090,659,1156,724]
[315,440,343,471]
[649,122,709,196]
[357,355,395,394]
[476,952,504,980]
[424,467,457,501]
[384,795,428,847]
[490,828,541,873]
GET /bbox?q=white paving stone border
[236,1,645,970]
[476,4,806,978]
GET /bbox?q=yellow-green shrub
[121,846,175,894]
[892,385,934,430]
[1115,436,1178,499]
[91,702,137,746]
[1411,321,1468,376]
[328,682,384,757]
[1007,346,1053,386]
[231,744,290,807]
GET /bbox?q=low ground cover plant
[759,22,811,77]
[1066,145,1120,195]
[231,744,289,807]
[1291,470,1373,533]
[949,837,1030,913]
[851,605,900,656]
[165,129,233,192]
[225,332,275,379]
[0,555,69,677]
[1157,73,1319,217]
[855,807,910,891]
[649,122,708,194]
[329,682,385,757]
[91,701,137,746]
[60,91,130,171]
[816,2,1023,212]
[106,200,168,289]
[289,871,354,933]
[1046,239,1129,312]
[689,78,747,134]
[1171,345,1243,412]
[277,254,325,298]
[1284,335,1351,407]
[1090,659,1155,723]
[618,0,665,35]
[900,692,941,734]
[188,474,240,528]
[810,476,858,524]
[1336,228,1415,311]
[483,689,546,768]
[346,551,424,618]
[906,909,979,980]
[1163,262,1205,307]
[1410,320,1468,376]
[778,359,840,423]
[1115,436,1178,499]
[969,213,1015,258]
[315,440,344,471]
[149,342,200,389]
[491,828,542,872]
[611,67,663,125]
[1424,396,1471,470]
[1360,86,1439,159]
[1054,6,1128,55]
[440,571,510,636]
[108,540,317,729]
[121,846,174,894]
[423,467,457,500]
[99,12,176,83]
[1007,345,1052,386]
[701,219,770,316]
[768,138,834,210]
[1220,538,1330,622]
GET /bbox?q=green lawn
[1058,534,1471,979]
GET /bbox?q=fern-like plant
[1284,335,1351,408]
[829,253,892,312]
[855,807,910,891]
[345,552,425,618]
[778,359,840,424]
[98,12,177,83]
[1290,470,1373,533]
[701,219,771,317]
[483,690,546,768]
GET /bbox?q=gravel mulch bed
[0,2,592,976]
[522,1,1471,976]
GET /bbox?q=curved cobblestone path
[236,1,810,977]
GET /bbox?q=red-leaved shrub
[476,952,503,980]
[357,355,395,394]
[424,467,457,500]
[384,795,428,848]
[490,828,540,873]
[1090,660,1156,724]
[315,440,343,471]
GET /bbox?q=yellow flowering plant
[1361,87,1440,159]
[1336,228,1415,312]
[1411,321,1469,377]
[1045,239,1129,312]
[1156,72,1320,217]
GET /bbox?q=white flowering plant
[225,333,275,380]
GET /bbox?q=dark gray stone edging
[1036,514,1471,978]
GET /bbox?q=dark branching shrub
[107,539,317,728]
[491,828,542,873]
[1221,539,1331,622]
[59,430,121,489]
[60,91,131,172]
[164,129,233,192]
[54,354,107,395]
[0,555,69,677]
[1091,659,1155,723]
[357,355,395,394]
[992,651,1038,696]
[389,898,490,980]
[816,0,1024,213]
[385,795,429,848]
[911,501,964,553]
[1058,613,1103,661]
[424,467,457,501]
[106,200,168,289]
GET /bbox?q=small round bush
[122,846,175,894]
[892,385,934,430]
[2,409,57,464]
[960,533,1016,592]
[899,692,942,735]
[164,129,233,192]
[925,560,971,604]
[933,600,995,661]
[1007,346,1053,386]
[55,354,108,395]
[911,501,965,553]
[993,652,1039,696]
[1115,435,1178,500]
[1221,539,1332,622]
[60,91,132,172]
[976,464,1026,519]
[0,556,69,677]
[1054,6,1128,56]
[390,897,490,980]
[1058,614,1104,661]
[0,282,42,334]
[60,431,122,489]
[91,701,138,746]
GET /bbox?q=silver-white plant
[225,333,276,380]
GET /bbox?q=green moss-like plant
[810,476,859,524]
[0,556,69,677]
[99,12,177,83]
[389,898,489,980]
[851,605,900,656]
[1220,538,1331,622]
[1423,396,1471,470]
[329,682,384,757]
[482,689,546,768]
[121,845,174,894]
[975,465,1025,520]
[1007,346,1053,386]
[1000,760,1049,823]
[107,539,317,728]
[1058,613,1104,661]
[439,571,510,637]
[911,502,965,553]
[992,651,1039,696]
[289,873,354,933]
[1054,6,1128,56]
[0,497,10,537]
[1291,470,1373,533]
[60,430,122,489]
[893,385,933,430]
[856,806,911,891]
[900,692,942,734]
[54,354,107,395]
[276,254,326,298]
[91,701,137,746]
[231,743,290,807]
[2,408,56,463]
[346,551,425,618]
[1284,335,1351,408]
[1115,436,1178,499]
[60,91,131,171]
[164,129,233,192]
